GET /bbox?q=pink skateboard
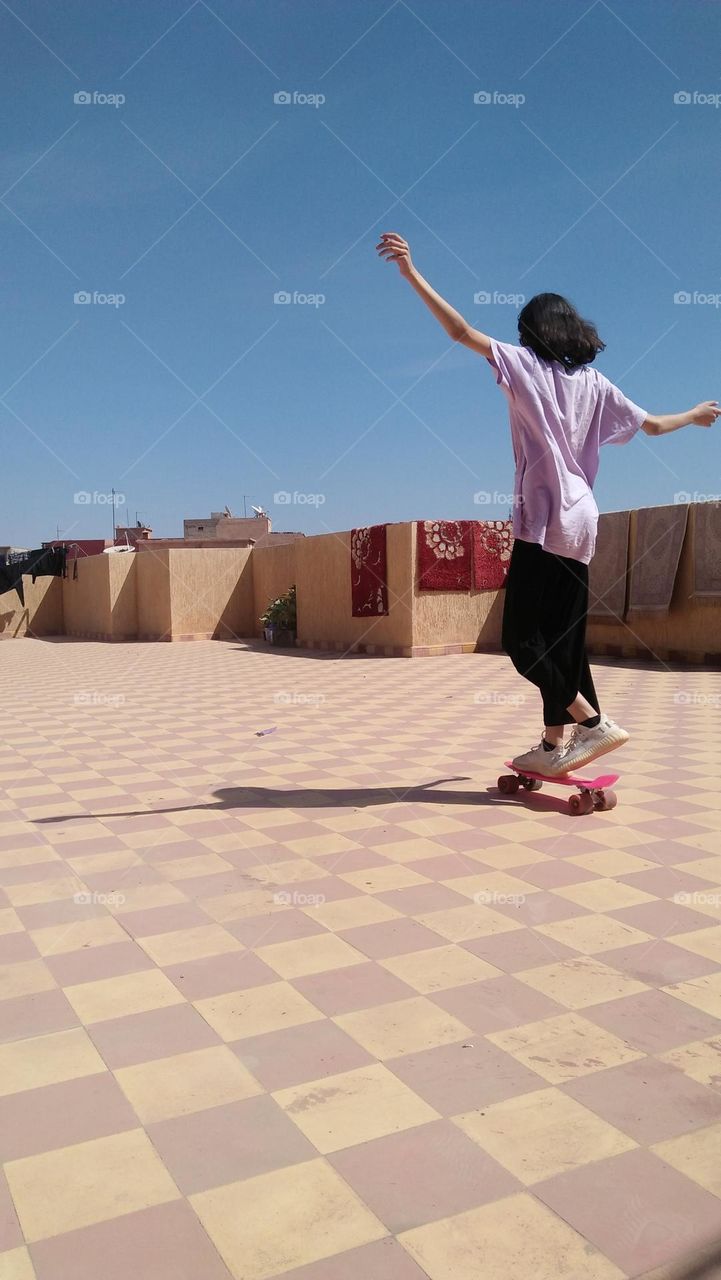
[498,761,619,815]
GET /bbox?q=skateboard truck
[498,762,619,816]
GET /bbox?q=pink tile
[0,1072,137,1161]
[340,918,448,960]
[0,861,70,887]
[164,951,278,1001]
[277,1238,431,1279]
[89,1001,220,1068]
[601,939,718,986]
[535,1146,721,1275]
[465,928,577,971]
[610,898,716,937]
[404,854,481,880]
[565,1057,721,1145]
[432,975,563,1034]
[305,849,387,874]
[330,1119,520,1231]
[0,1168,23,1251]
[293,962,416,1016]
[492,890,589,926]
[29,1198,233,1280]
[116,903,206,938]
[16,898,107,930]
[147,1095,316,1194]
[233,1019,373,1090]
[229,910,326,949]
[0,988,78,1044]
[585,988,721,1053]
[620,868,721,897]
[518,861,598,890]
[0,931,39,962]
[375,884,468,915]
[45,941,152,986]
[389,1039,545,1115]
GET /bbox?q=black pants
[502,538,600,727]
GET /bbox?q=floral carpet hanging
[351,524,389,616]
[417,519,513,591]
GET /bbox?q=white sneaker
[512,739,569,777]
[559,715,630,772]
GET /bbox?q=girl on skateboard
[377,232,719,774]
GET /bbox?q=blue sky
[1,0,719,546]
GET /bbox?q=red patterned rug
[418,520,513,590]
[351,525,389,616]
[473,519,513,589]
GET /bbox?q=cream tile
[340,866,429,894]
[116,1045,261,1122]
[136,924,242,967]
[63,969,185,1024]
[5,1129,180,1242]
[489,1013,643,1084]
[29,916,128,956]
[380,945,502,993]
[110,883,187,913]
[257,933,365,979]
[200,888,284,923]
[0,1247,36,1280]
[399,1191,624,1279]
[659,1037,721,1087]
[468,844,550,870]
[157,853,234,881]
[442,872,540,902]
[195,981,324,1041]
[567,850,658,877]
[4,877,85,907]
[663,974,721,1019]
[416,903,524,943]
[0,1027,105,1097]
[534,912,652,954]
[246,859,330,885]
[519,955,647,1009]
[302,895,400,931]
[0,959,56,1000]
[676,858,721,886]
[0,908,23,936]
[670,925,721,964]
[455,1087,635,1183]
[553,878,655,912]
[375,838,454,864]
[273,1063,438,1153]
[191,1158,386,1279]
[336,996,471,1060]
[653,1121,721,1195]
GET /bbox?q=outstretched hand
[376,232,413,278]
[692,401,720,427]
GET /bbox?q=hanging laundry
[351,525,389,616]
[0,545,69,605]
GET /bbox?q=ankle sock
[581,713,601,729]
[542,738,559,752]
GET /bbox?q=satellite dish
[251,505,267,517]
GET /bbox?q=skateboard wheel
[569,791,594,816]
[594,789,618,812]
[522,778,542,792]
[498,774,520,795]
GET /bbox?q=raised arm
[376,232,493,357]
[642,402,719,435]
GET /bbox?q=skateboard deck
[503,762,619,788]
[498,761,620,814]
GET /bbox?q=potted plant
[260,585,297,646]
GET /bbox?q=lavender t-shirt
[487,338,648,564]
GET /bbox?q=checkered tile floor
[1,638,721,1279]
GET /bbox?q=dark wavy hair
[518,292,605,369]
